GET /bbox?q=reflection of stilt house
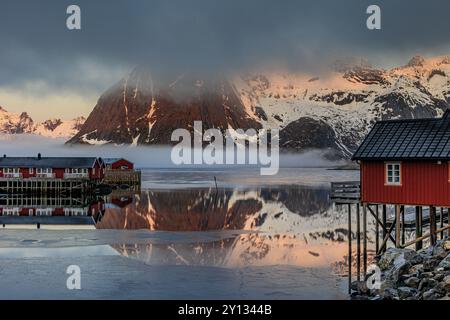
[0,194,105,229]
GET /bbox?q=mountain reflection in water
[0,186,354,272]
[95,187,351,271]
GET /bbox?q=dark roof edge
[352,157,450,161]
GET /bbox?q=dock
[103,169,141,190]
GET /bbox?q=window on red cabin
[386,162,401,185]
[29,168,33,174]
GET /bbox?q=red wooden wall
[361,160,450,207]
[110,159,134,170]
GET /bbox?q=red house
[103,158,134,170]
[0,155,105,180]
[352,110,450,207]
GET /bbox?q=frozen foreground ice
[0,230,346,300]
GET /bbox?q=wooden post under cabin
[415,206,423,250]
[395,205,401,248]
[363,204,367,277]
[356,204,360,281]
[448,208,450,238]
[430,206,437,246]
[440,208,444,239]
[375,205,379,253]
[382,205,387,253]
[347,204,352,294]
[401,205,405,245]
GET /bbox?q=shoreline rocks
[351,238,450,300]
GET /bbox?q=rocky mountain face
[68,55,450,158]
[67,69,261,145]
[0,106,85,138]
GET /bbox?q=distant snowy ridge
[0,106,85,138]
[68,55,450,157]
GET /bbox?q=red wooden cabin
[103,158,134,170]
[352,110,450,207]
[0,155,105,180]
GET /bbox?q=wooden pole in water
[356,204,360,281]
[363,204,367,277]
[348,203,352,294]
[448,208,450,237]
[415,206,423,251]
[375,205,379,254]
[395,205,401,248]
[401,205,405,245]
[382,205,387,253]
[430,206,437,246]
[214,176,218,192]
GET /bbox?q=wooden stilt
[375,205,379,253]
[382,205,387,252]
[401,205,405,245]
[440,208,444,239]
[415,206,423,250]
[348,204,352,294]
[363,204,367,277]
[356,204,361,281]
[430,206,437,246]
[448,208,450,237]
[395,205,401,248]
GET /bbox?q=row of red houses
[0,154,134,181]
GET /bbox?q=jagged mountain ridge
[0,106,85,138]
[68,55,450,157]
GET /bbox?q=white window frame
[37,168,52,174]
[386,162,402,186]
[29,168,34,174]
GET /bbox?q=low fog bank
[0,135,350,169]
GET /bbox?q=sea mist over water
[0,134,347,169]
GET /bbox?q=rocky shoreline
[351,238,450,300]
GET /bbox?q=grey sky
[0,0,449,119]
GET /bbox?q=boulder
[444,275,450,292]
[378,248,417,270]
[422,288,444,300]
[432,244,448,259]
[404,276,420,288]
[351,280,369,295]
[418,278,438,291]
[408,264,423,275]
[423,257,441,271]
[438,254,450,271]
[382,288,399,300]
[397,286,418,299]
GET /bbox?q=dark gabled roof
[352,111,450,161]
[103,158,132,165]
[0,157,98,168]
[103,158,121,164]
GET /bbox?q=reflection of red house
[0,200,105,217]
[103,158,134,170]
[353,110,450,207]
[0,155,104,180]
[111,196,133,208]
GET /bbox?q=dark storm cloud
[0,0,450,90]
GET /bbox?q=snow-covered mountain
[0,106,85,138]
[69,55,450,157]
